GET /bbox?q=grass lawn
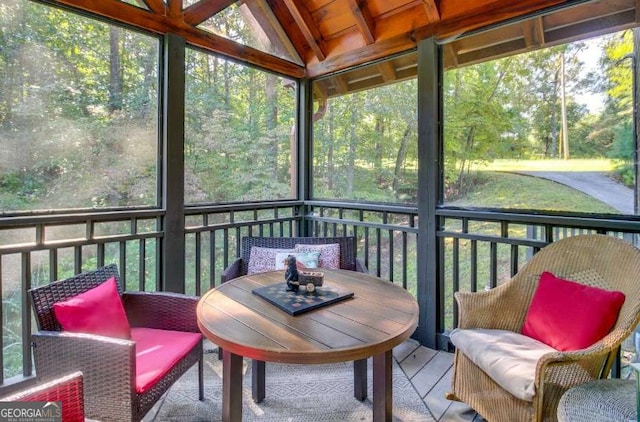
[447,171,619,214]
[473,158,618,172]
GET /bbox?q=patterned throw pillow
[274,252,321,270]
[295,243,341,269]
[247,247,295,275]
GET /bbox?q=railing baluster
[489,242,497,289]
[21,252,32,377]
[139,239,146,292]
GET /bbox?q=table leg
[372,350,392,422]
[252,360,265,403]
[222,349,243,422]
[354,358,367,401]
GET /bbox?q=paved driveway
[516,171,635,215]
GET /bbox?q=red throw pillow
[53,277,131,339]
[521,271,625,351]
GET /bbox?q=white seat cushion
[450,328,557,401]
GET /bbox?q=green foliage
[608,122,635,186]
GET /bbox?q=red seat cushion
[521,271,625,351]
[131,327,202,394]
[53,277,131,339]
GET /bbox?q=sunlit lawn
[473,158,618,172]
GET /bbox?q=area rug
[151,348,434,422]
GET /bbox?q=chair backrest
[514,234,640,348]
[29,264,122,332]
[240,236,358,274]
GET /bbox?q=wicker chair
[29,264,204,422]
[446,234,640,422]
[0,371,85,422]
[221,235,367,282]
[221,236,369,403]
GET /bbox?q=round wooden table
[197,269,419,422]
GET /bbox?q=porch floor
[144,338,485,421]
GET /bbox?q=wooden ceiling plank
[48,0,305,78]
[183,0,236,26]
[283,0,327,61]
[142,0,166,15]
[422,0,441,23]
[636,0,640,22]
[239,0,303,64]
[347,0,376,44]
[378,61,396,82]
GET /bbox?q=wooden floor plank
[392,338,421,362]
[411,351,452,398]
[398,344,437,378]
[424,364,457,421]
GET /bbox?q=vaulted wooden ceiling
[46,0,640,87]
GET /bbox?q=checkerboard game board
[252,283,354,316]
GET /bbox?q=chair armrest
[454,281,531,331]
[355,258,368,273]
[221,258,244,283]
[0,371,85,421]
[0,371,84,421]
[123,291,199,332]
[31,331,136,394]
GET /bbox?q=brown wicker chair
[0,371,85,422]
[29,264,204,422]
[221,235,369,403]
[446,234,640,422]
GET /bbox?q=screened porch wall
[2,203,640,386]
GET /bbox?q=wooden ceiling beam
[425,0,566,41]
[443,43,458,67]
[45,0,306,78]
[239,0,303,65]
[266,0,309,60]
[334,75,350,93]
[522,17,545,48]
[378,61,396,82]
[544,9,636,44]
[307,31,415,77]
[142,0,166,15]
[347,0,376,45]
[166,0,181,18]
[183,0,236,27]
[422,0,441,23]
[282,0,327,61]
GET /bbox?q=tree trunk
[346,95,360,197]
[265,73,278,178]
[550,67,559,158]
[375,117,384,185]
[109,27,122,113]
[392,122,413,193]
[560,52,569,159]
